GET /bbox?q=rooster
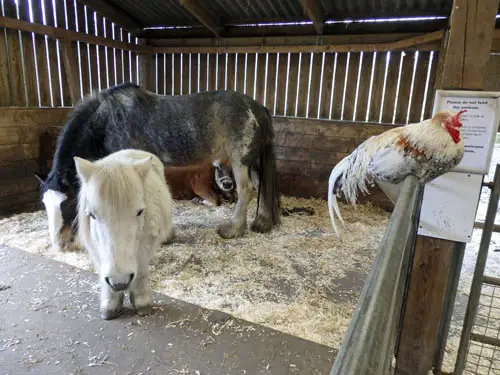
[328,110,467,238]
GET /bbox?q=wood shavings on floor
[0,196,389,349]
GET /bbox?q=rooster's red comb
[451,109,467,127]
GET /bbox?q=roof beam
[298,0,325,34]
[180,0,220,37]
[78,0,141,31]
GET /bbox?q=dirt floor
[0,195,390,351]
[0,245,336,375]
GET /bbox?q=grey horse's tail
[255,108,281,226]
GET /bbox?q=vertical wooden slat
[285,53,299,116]
[332,53,347,120]
[173,53,181,94]
[245,53,256,100]
[197,53,207,93]
[3,0,25,106]
[236,51,246,95]
[318,52,334,119]
[30,0,52,106]
[369,51,390,123]
[422,51,438,120]
[182,52,190,95]
[0,20,11,106]
[264,53,277,110]
[327,53,339,120]
[225,53,235,92]
[307,52,322,119]
[52,0,67,106]
[17,0,38,107]
[43,0,62,106]
[341,52,360,121]
[274,52,288,115]
[407,51,429,124]
[355,52,374,122]
[255,52,266,104]
[364,52,378,122]
[60,39,80,105]
[393,51,415,124]
[93,12,105,91]
[380,52,400,123]
[294,52,306,117]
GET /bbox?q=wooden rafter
[78,0,141,31]
[151,30,444,54]
[298,0,325,35]
[0,16,447,55]
[180,0,220,37]
[0,16,151,53]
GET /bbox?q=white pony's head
[74,155,153,292]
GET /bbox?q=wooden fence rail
[330,176,424,374]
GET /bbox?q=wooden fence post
[395,1,500,374]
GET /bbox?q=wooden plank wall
[0,107,70,216]
[0,0,445,215]
[0,0,139,108]
[154,50,439,125]
[273,117,396,211]
[12,112,395,217]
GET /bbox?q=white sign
[418,172,483,242]
[433,90,500,174]
[418,90,500,242]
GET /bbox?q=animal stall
[0,0,499,374]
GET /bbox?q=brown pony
[163,159,236,206]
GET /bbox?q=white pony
[74,149,173,320]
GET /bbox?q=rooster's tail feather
[328,157,349,239]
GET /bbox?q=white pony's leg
[129,267,153,316]
[100,280,124,320]
[216,162,253,239]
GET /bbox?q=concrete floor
[0,246,336,375]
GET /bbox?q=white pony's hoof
[101,308,121,320]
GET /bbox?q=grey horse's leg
[100,281,124,320]
[216,162,253,239]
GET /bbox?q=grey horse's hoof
[250,216,274,233]
[136,304,153,316]
[216,222,245,239]
[101,308,121,320]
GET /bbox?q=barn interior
[0,0,500,374]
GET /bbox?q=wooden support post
[60,39,80,105]
[298,0,325,35]
[395,1,499,374]
[137,38,154,91]
[180,0,220,37]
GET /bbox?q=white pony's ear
[134,156,153,179]
[74,157,95,183]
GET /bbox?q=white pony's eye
[137,209,144,217]
[88,211,96,220]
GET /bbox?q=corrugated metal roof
[93,0,498,37]
[320,0,453,19]
[202,0,306,22]
[106,0,199,27]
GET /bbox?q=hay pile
[0,196,389,348]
